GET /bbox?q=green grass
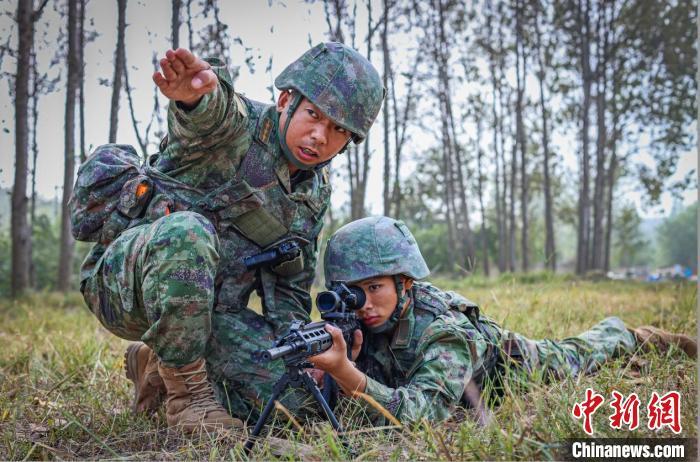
[0,280,696,460]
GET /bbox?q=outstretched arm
[155,48,246,153]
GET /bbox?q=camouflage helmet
[275,42,384,142]
[324,216,430,287]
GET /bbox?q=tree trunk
[508,132,517,272]
[489,32,506,273]
[57,0,80,291]
[604,13,621,273]
[12,0,33,297]
[591,3,609,271]
[390,51,418,220]
[515,0,529,272]
[604,141,617,272]
[78,0,86,163]
[108,0,126,143]
[433,4,457,272]
[575,0,592,275]
[437,0,473,270]
[381,0,391,216]
[186,0,193,47]
[495,5,508,273]
[171,0,181,48]
[476,124,489,276]
[535,1,556,271]
[29,46,39,288]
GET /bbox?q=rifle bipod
[243,363,354,456]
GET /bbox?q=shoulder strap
[412,282,450,317]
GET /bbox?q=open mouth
[297,146,319,163]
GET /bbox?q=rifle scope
[316,283,366,313]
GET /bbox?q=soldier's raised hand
[152,48,218,107]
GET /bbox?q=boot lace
[174,363,220,410]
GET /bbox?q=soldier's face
[277,91,351,172]
[355,276,413,328]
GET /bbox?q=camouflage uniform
[357,282,637,423]
[75,43,383,420]
[321,216,638,424]
[79,58,329,403]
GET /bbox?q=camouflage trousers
[482,316,637,392]
[81,210,306,419]
[81,211,219,367]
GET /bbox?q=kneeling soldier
[74,44,383,431]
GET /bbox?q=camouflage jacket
[357,282,498,423]
[82,58,330,335]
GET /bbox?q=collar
[390,295,416,350]
[256,106,293,192]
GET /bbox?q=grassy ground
[0,277,696,460]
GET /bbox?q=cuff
[364,375,396,407]
[169,84,221,122]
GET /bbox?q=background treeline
[2,0,697,298]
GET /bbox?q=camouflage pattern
[324,216,430,286]
[81,212,218,366]
[275,42,384,141]
[69,144,143,244]
[357,282,637,423]
[79,57,330,377]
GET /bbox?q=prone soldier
[307,216,697,423]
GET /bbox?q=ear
[401,276,414,291]
[277,90,291,112]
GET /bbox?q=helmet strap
[278,92,315,171]
[367,275,409,334]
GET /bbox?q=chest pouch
[197,179,290,248]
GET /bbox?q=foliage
[656,202,698,271]
[0,280,695,460]
[612,203,650,268]
[412,222,451,274]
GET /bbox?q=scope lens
[346,285,366,310]
[316,291,340,312]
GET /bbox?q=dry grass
[0,278,696,460]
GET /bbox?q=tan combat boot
[632,326,697,358]
[158,358,242,432]
[124,342,166,414]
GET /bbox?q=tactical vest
[73,97,330,313]
[360,283,499,392]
